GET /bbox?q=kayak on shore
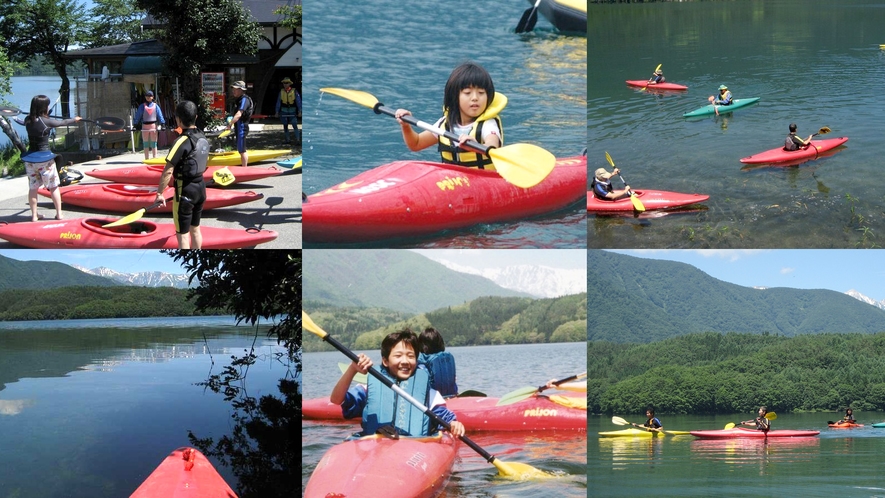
[683,98,761,118]
[143,149,290,167]
[38,184,263,213]
[625,80,688,92]
[303,155,586,244]
[276,155,301,170]
[587,189,709,213]
[86,165,285,185]
[129,447,237,498]
[690,427,820,438]
[0,218,277,249]
[739,137,849,165]
[304,433,459,498]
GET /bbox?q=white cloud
[780,267,795,275]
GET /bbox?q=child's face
[382,340,417,380]
[458,86,488,121]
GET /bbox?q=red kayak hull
[0,219,277,248]
[303,395,586,431]
[739,137,849,164]
[303,156,587,243]
[38,184,263,213]
[625,80,688,91]
[130,447,237,498]
[85,165,284,185]
[587,189,709,212]
[304,433,458,498]
[690,427,820,438]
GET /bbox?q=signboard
[201,72,225,119]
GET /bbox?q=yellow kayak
[144,149,290,166]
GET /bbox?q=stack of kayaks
[37,184,263,213]
[0,219,277,248]
[86,165,284,185]
[130,447,237,498]
[625,80,688,92]
[142,149,290,167]
[689,427,820,438]
[303,155,586,243]
[739,137,849,165]
[587,190,709,213]
[683,98,761,118]
[529,0,586,33]
[304,433,459,498]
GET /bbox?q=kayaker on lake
[156,100,208,249]
[740,406,771,432]
[331,329,466,437]
[709,84,733,105]
[631,407,663,433]
[418,327,458,398]
[784,123,814,151]
[395,61,502,169]
[647,68,665,85]
[838,407,855,424]
[591,167,632,201]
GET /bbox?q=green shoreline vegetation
[0,286,223,321]
[589,331,885,415]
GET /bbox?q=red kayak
[587,190,709,212]
[304,433,458,498]
[38,184,263,213]
[86,165,285,185]
[739,137,849,164]
[690,427,820,438]
[828,421,863,428]
[625,80,688,91]
[0,218,277,248]
[130,447,237,498]
[303,395,586,431]
[303,156,586,243]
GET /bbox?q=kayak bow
[683,98,761,118]
[130,447,237,498]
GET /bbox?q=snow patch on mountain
[846,289,885,310]
[432,260,585,298]
[73,265,192,288]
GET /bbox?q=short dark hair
[646,406,656,416]
[443,62,495,131]
[789,123,798,133]
[175,100,198,127]
[418,327,446,354]
[381,328,418,360]
[25,95,51,126]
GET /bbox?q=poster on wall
[201,72,225,119]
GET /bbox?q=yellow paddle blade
[724,422,736,430]
[302,311,328,339]
[629,193,646,212]
[212,167,236,186]
[217,129,231,139]
[818,126,831,135]
[604,151,615,168]
[611,416,630,426]
[765,412,777,421]
[654,63,662,72]
[321,87,380,109]
[548,395,586,410]
[490,143,555,189]
[101,208,147,228]
[492,459,556,480]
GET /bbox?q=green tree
[135,0,261,128]
[0,41,26,156]
[273,4,302,30]
[0,0,87,118]
[84,0,148,48]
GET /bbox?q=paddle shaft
[319,330,502,465]
[374,103,493,157]
[515,0,542,33]
[539,372,583,393]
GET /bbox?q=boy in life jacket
[632,407,663,434]
[330,329,465,438]
[647,68,665,85]
[418,327,458,398]
[394,62,502,170]
[134,90,166,160]
[784,123,814,151]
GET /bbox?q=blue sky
[0,250,186,274]
[608,250,885,300]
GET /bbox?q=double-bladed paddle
[730,411,777,430]
[640,64,663,92]
[302,311,555,480]
[515,0,542,33]
[335,362,487,397]
[604,152,645,212]
[611,416,690,435]
[319,87,556,189]
[496,372,587,406]
[101,167,236,228]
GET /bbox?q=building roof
[63,39,167,59]
[143,0,301,27]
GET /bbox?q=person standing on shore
[227,81,253,167]
[134,90,166,160]
[275,77,301,145]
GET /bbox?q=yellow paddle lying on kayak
[496,372,587,406]
[611,416,690,435]
[102,167,236,228]
[320,87,556,189]
[604,152,645,212]
[303,311,555,480]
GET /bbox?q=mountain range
[427,260,585,298]
[73,266,191,288]
[0,255,120,290]
[588,251,885,343]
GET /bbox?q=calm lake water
[302,342,588,497]
[302,0,587,248]
[588,0,885,248]
[0,316,287,497]
[590,413,885,497]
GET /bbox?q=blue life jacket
[363,366,432,437]
[419,352,458,398]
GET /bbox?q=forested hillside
[588,251,885,342]
[0,255,119,290]
[588,332,885,415]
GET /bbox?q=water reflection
[0,398,35,415]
